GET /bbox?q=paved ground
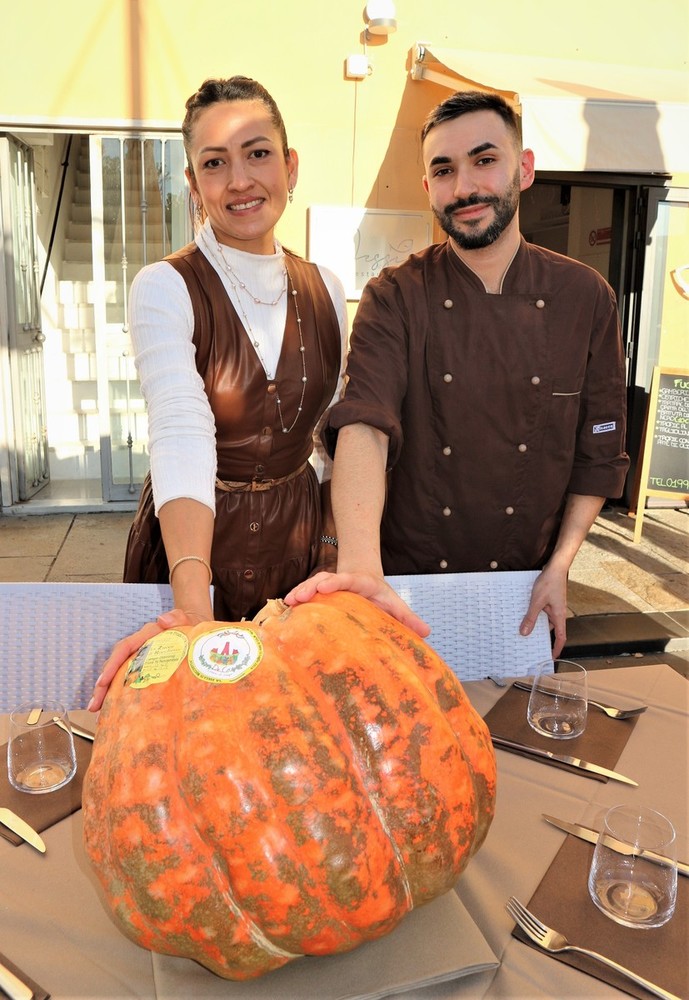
[1,502,687,675]
[567,506,688,616]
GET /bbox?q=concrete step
[59,264,127,293]
[71,204,92,225]
[563,609,689,657]
[66,222,94,242]
[73,183,166,209]
[59,301,95,331]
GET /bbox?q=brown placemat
[483,683,639,780]
[0,948,51,999]
[0,733,93,845]
[512,834,688,999]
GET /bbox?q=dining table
[1,661,687,1000]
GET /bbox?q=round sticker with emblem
[124,630,189,689]
[190,627,263,684]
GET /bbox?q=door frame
[532,170,675,503]
[0,134,49,508]
[89,131,190,502]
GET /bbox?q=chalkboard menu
[647,370,689,491]
[633,366,689,542]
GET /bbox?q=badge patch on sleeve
[593,421,616,434]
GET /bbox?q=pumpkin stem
[252,598,289,626]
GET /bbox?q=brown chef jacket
[324,237,629,576]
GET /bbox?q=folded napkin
[483,683,638,780]
[0,948,50,1000]
[513,834,688,999]
[152,890,499,999]
[0,732,93,846]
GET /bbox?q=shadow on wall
[360,70,448,215]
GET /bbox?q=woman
[89,76,346,710]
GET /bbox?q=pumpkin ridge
[278,599,480,902]
[365,611,497,855]
[280,648,416,918]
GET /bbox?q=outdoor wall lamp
[345,0,396,79]
[364,0,397,37]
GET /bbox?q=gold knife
[542,813,689,876]
[0,807,46,853]
[0,958,34,1000]
[491,735,638,785]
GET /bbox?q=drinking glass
[588,804,677,929]
[526,659,588,739]
[7,701,77,793]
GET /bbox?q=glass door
[89,134,190,501]
[0,134,49,501]
[635,186,689,387]
[627,186,689,499]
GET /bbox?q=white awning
[411,44,689,174]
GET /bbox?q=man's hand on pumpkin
[284,572,431,638]
[88,608,195,712]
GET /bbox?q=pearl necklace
[200,224,308,432]
[215,238,287,305]
[225,263,307,434]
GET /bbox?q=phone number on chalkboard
[649,476,689,490]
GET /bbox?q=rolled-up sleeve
[323,269,411,467]
[568,281,630,498]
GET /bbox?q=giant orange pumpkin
[83,591,496,980]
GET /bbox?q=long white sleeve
[129,262,217,515]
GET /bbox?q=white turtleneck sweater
[129,218,348,514]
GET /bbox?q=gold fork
[506,896,680,1000]
[511,680,647,720]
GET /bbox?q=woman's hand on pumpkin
[284,572,431,638]
[88,608,196,712]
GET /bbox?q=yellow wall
[659,196,689,371]
[1,0,687,257]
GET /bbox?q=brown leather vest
[166,243,341,482]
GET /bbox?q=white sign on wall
[307,206,433,300]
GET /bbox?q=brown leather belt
[215,462,308,493]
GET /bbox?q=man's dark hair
[421,90,522,147]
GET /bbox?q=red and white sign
[589,227,612,246]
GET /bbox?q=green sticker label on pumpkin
[124,630,189,689]
[189,627,263,684]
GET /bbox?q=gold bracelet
[168,555,213,587]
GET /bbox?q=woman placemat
[0,734,93,846]
[512,834,688,999]
[483,683,639,779]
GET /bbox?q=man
[287,91,629,655]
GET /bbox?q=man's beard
[433,170,521,250]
